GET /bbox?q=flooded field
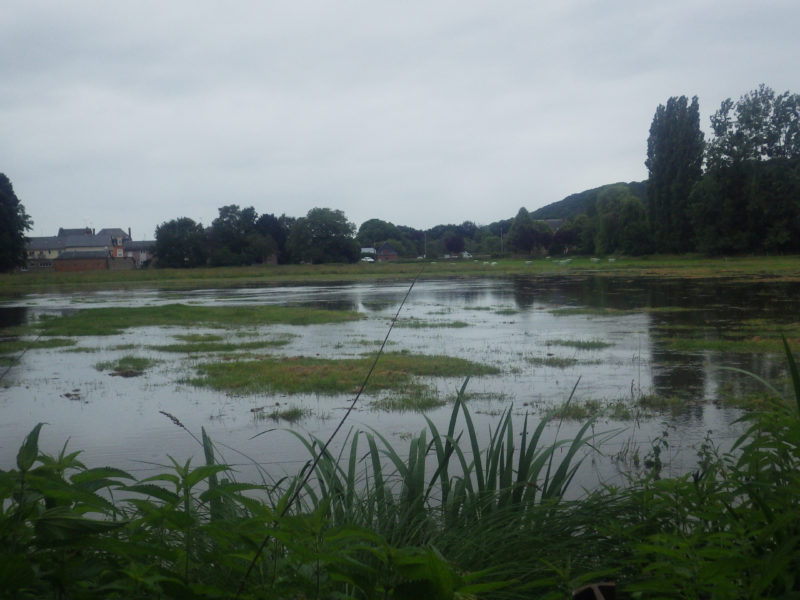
[1,275,798,489]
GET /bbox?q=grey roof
[56,250,109,260]
[58,227,93,237]
[123,240,155,251]
[28,236,64,251]
[96,228,129,239]
[28,227,132,253]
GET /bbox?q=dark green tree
[707,84,800,168]
[288,208,360,264]
[155,217,209,268]
[255,213,290,263]
[209,205,263,265]
[356,219,401,248]
[645,95,705,252]
[0,173,33,272]
[594,184,650,255]
[443,232,465,254]
[691,85,800,254]
[507,207,536,254]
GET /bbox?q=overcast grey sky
[3,1,798,239]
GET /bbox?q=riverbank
[3,254,800,295]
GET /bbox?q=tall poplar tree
[645,96,705,252]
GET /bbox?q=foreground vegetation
[2,343,799,599]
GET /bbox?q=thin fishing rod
[236,267,424,597]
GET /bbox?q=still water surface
[1,276,797,489]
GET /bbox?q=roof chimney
[128,227,132,239]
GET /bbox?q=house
[26,226,151,271]
[376,243,399,262]
[123,240,156,268]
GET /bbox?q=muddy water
[1,276,797,490]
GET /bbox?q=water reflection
[0,306,27,329]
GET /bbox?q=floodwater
[1,276,797,490]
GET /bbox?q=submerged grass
[370,388,448,412]
[190,352,500,395]
[149,338,290,353]
[95,355,159,375]
[545,338,614,350]
[394,318,470,328]
[251,405,310,422]
[526,356,582,369]
[31,303,362,336]
[0,337,77,354]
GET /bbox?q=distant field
[2,254,800,295]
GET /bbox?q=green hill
[530,181,647,221]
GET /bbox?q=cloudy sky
[2,1,798,240]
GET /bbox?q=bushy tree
[594,184,650,255]
[288,208,359,264]
[0,173,32,272]
[646,96,705,252]
[707,84,800,168]
[507,207,536,254]
[155,217,209,268]
[356,219,401,248]
[691,85,800,254]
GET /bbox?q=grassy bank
[2,344,799,599]
[3,254,800,295]
[30,303,361,336]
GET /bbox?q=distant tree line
[4,85,796,273]
[154,84,800,268]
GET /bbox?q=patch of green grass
[33,303,362,336]
[0,337,77,354]
[545,339,614,350]
[371,389,447,412]
[190,352,500,395]
[550,307,627,317]
[174,333,225,343]
[111,343,138,350]
[63,347,100,353]
[549,399,605,420]
[95,355,159,376]
[394,319,470,328]
[464,306,492,311]
[355,339,396,347]
[251,405,310,422]
[636,393,686,413]
[526,356,581,368]
[662,336,796,354]
[0,355,18,366]
[494,308,519,315]
[149,338,290,353]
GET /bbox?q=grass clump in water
[636,393,686,413]
[394,318,470,329]
[370,388,447,412]
[0,338,77,354]
[526,356,581,368]
[32,303,362,336]
[251,405,310,422]
[190,352,500,395]
[149,338,290,354]
[546,338,613,350]
[95,355,159,376]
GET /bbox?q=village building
[26,227,155,271]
